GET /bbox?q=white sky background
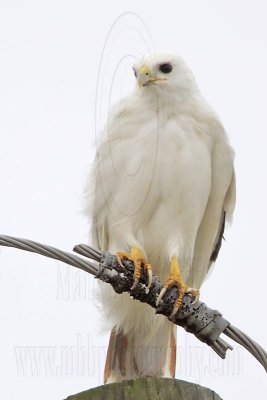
[0,1,267,399]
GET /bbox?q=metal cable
[224,325,267,372]
[0,235,98,276]
[73,244,101,262]
[0,234,266,372]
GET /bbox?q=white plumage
[86,54,236,382]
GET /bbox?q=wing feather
[209,210,226,264]
[209,170,236,265]
[190,144,236,288]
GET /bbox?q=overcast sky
[0,1,267,399]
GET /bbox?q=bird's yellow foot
[116,247,152,291]
[156,256,200,317]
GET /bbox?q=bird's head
[132,54,198,98]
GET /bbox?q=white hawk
[86,54,236,383]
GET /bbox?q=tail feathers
[104,322,176,383]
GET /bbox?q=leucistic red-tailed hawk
[86,54,236,383]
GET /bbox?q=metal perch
[0,234,266,372]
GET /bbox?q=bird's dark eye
[159,63,173,74]
[132,67,137,78]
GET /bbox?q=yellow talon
[116,247,153,290]
[156,256,200,316]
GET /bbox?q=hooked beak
[137,65,157,87]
